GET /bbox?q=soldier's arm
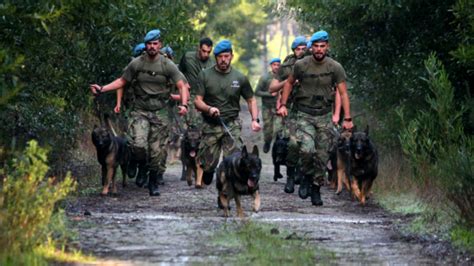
[276,74,295,117]
[255,76,272,97]
[90,77,127,95]
[336,81,353,129]
[195,95,219,117]
[268,78,286,93]
[332,89,342,124]
[176,80,189,115]
[114,87,123,113]
[246,97,261,132]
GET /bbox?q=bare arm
[246,97,261,132]
[332,88,341,124]
[194,95,219,117]
[90,77,127,94]
[114,87,123,113]
[336,81,353,129]
[276,74,295,117]
[176,80,189,116]
[268,78,287,93]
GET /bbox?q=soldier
[269,36,307,194]
[255,57,281,153]
[179,37,215,127]
[194,39,261,188]
[90,29,189,196]
[277,30,353,206]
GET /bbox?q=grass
[212,221,335,265]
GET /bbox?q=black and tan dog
[216,145,262,218]
[91,124,130,196]
[272,132,289,181]
[180,125,201,186]
[335,129,353,195]
[349,126,378,205]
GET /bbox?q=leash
[219,117,236,142]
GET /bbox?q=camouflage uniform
[196,66,253,175]
[291,55,345,186]
[122,53,187,175]
[179,51,215,128]
[255,71,279,145]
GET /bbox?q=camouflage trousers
[185,94,203,128]
[296,111,332,186]
[197,119,243,173]
[280,109,299,168]
[127,109,170,174]
[261,103,281,144]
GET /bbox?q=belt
[296,104,331,116]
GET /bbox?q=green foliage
[398,54,465,168]
[451,225,474,254]
[286,0,472,144]
[0,0,198,168]
[0,140,76,258]
[213,222,332,264]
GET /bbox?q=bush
[0,140,76,259]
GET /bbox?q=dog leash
[219,117,236,142]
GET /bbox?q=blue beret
[132,43,145,57]
[269,58,281,65]
[213,39,232,55]
[291,36,307,50]
[307,41,312,49]
[144,29,161,43]
[160,45,174,58]
[310,30,329,43]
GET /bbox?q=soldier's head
[310,30,329,61]
[291,36,307,59]
[160,45,174,60]
[132,43,146,57]
[198,37,213,62]
[144,29,163,57]
[214,39,233,72]
[269,58,281,74]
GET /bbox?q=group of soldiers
[90,28,353,206]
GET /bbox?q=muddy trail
[67,107,460,265]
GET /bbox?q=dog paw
[273,174,283,181]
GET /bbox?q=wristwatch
[344,117,352,122]
[252,118,260,123]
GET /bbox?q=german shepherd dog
[272,132,289,181]
[180,125,201,186]
[91,124,130,196]
[216,145,262,218]
[349,126,378,205]
[335,129,353,195]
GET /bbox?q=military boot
[156,173,165,185]
[298,174,311,199]
[203,171,214,185]
[135,162,148,188]
[263,141,271,153]
[310,184,323,206]
[284,167,296,193]
[148,170,161,196]
[127,160,138,179]
[294,168,302,185]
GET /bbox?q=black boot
[135,163,148,188]
[127,160,138,178]
[148,171,160,196]
[310,184,323,206]
[294,168,302,185]
[156,173,165,185]
[203,171,214,185]
[298,174,311,199]
[284,167,295,193]
[263,141,271,153]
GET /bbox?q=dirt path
[67,107,458,265]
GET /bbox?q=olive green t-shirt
[196,67,254,121]
[178,51,215,95]
[276,54,297,82]
[292,56,346,108]
[122,54,186,111]
[255,71,277,106]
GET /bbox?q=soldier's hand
[114,105,121,113]
[90,84,102,95]
[342,120,353,130]
[332,114,340,125]
[276,105,288,117]
[208,107,220,117]
[178,105,188,116]
[251,120,261,132]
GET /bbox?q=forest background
[0,0,472,263]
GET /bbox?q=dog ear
[252,145,259,157]
[241,145,248,157]
[365,125,369,136]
